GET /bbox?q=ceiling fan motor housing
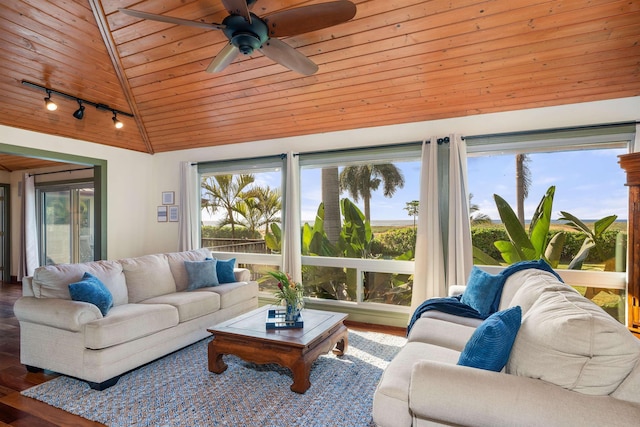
[222,14,269,55]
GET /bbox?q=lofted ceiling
[0,0,639,170]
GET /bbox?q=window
[466,123,634,322]
[198,156,284,291]
[37,182,95,265]
[299,144,421,307]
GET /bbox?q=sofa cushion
[120,254,177,303]
[141,291,221,322]
[460,267,505,317]
[458,306,521,372]
[32,260,128,306]
[216,258,236,283]
[165,248,212,292]
[506,269,572,313]
[84,303,179,349]
[506,289,640,395]
[68,272,114,316]
[184,259,219,290]
[194,281,258,309]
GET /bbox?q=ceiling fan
[119,0,357,75]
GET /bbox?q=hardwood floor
[0,281,406,426]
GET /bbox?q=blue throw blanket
[407,259,563,335]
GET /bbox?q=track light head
[73,100,85,120]
[112,111,123,129]
[22,80,133,129]
[44,90,57,111]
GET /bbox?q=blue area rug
[22,330,406,426]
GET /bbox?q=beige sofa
[14,248,258,390]
[373,267,640,427]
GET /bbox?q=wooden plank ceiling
[0,0,638,165]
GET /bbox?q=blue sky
[300,147,628,223]
[202,146,629,224]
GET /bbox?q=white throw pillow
[506,289,640,395]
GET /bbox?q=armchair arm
[13,296,102,332]
[409,360,640,427]
[233,267,251,282]
[448,285,466,297]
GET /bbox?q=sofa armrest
[448,285,466,297]
[22,276,35,297]
[13,296,102,332]
[409,360,640,427]
[233,267,251,282]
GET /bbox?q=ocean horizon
[203,219,628,228]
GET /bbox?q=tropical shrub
[371,227,417,258]
[474,185,620,270]
[201,225,261,239]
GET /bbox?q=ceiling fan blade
[263,1,356,37]
[118,8,225,30]
[221,0,252,23]
[206,44,240,73]
[259,38,318,75]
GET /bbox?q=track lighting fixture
[22,80,133,129]
[112,111,123,129]
[44,90,57,111]
[73,100,85,120]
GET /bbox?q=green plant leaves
[493,193,534,260]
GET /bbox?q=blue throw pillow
[68,272,113,316]
[185,259,219,290]
[460,267,506,317]
[457,306,522,372]
[216,258,236,284]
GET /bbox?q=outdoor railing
[201,238,268,254]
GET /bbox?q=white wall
[0,125,154,268]
[1,96,639,273]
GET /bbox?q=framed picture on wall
[162,191,174,205]
[157,206,168,222]
[169,206,179,222]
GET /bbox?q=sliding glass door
[38,183,94,265]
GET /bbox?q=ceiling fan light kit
[22,80,133,129]
[119,0,357,75]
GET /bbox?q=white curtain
[282,152,302,282]
[19,173,39,279]
[178,161,200,251]
[447,134,473,287]
[410,139,446,312]
[633,123,640,153]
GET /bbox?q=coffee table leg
[208,340,227,374]
[333,335,348,356]
[290,359,312,394]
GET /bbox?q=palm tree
[338,164,405,222]
[404,200,419,230]
[469,193,491,225]
[515,154,531,226]
[248,185,282,236]
[201,174,255,237]
[235,199,262,234]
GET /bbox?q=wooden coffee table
[207,306,348,393]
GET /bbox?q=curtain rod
[30,166,94,177]
[462,121,637,141]
[299,140,423,157]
